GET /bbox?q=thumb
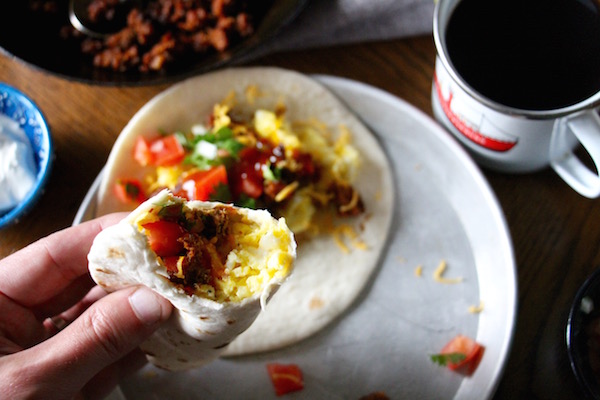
[26,286,172,396]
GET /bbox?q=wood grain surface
[1,34,598,399]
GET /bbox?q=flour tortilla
[87,190,296,370]
[95,67,395,355]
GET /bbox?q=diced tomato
[133,136,153,166]
[266,363,304,396]
[134,134,185,167]
[114,179,146,204]
[439,335,484,375]
[150,134,186,166]
[142,220,185,257]
[177,165,228,201]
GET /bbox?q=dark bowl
[567,267,600,399]
[0,1,307,86]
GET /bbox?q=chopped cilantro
[261,162,284,182]
[430,352,466,366]
[219,136,244,159]
[209,183,233,203]
[235,194,257,209]
[185,153,218,170]
[174,131,192,149]
[262,164,276,182]
[157,200,183,220]
[185,126,244,169]
[124,182,140,197]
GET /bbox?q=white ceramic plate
[75,75,516,399]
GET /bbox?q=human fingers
[0,284,107,350]
[42,285,108,338]
[2,286,172,400]
[0,291,45,349]
[35,274,95,322]
[0,213,126,308]
[81,348,147,400]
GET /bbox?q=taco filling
[114,93,365,235]
[132,193,294,302]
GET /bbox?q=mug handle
[550,110,600,198]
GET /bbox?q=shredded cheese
[339,189,360,214]
[212,103,232,130]
[334,125,352,149]
[414,264,423,277]
[468,301,485,314]
[244,84,260,104]
[306,188,332,206]
[333,232,350,254]
[433,260,464,284]
[174,256,185,279]
[331,224,368,253]
[274,181,299,202]
[354,240,368,251]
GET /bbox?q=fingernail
[129,287,164,326]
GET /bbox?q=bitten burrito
[87,190,296,370]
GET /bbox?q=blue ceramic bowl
[0,83,53,229]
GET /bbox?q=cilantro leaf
[262,162,284,182]
[185,126,244,169]
[156,200,183,220]
[262,164,276,182]
[220,137,244,159]
[430,352,466,366]
[184,153,219,169]
[214,126,233,138]
[174,131,193,149]
[209,183,233,203]
[235,194,257,209]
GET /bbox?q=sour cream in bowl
[0,83,53,229]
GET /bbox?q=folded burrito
[87,190,296,370]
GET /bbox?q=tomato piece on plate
[142,220,185,257]
[266,363,304,396]
[177,165,228,201]
[133,136,154,167]
[435,335,484,375]
[114,179,146,204]
[149,134,185,166]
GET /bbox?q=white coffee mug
[431,0,600,198]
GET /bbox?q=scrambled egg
[147,166,183,193]
[221,217,294,301]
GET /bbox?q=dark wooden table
[1,34,598,399]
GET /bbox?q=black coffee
[445,0,600,110]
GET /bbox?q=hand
[0,214,173,399]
